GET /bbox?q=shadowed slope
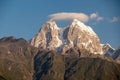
[0,37,38,80]
[34,50,120,80]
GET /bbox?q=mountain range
[0,19,120,80]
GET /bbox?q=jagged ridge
[31,19,103,54]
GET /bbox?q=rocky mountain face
[0,20,120,80]
[0,37,120,80]
[116,54,120,64]
[34,49,120,80]
[0,37,38,80]
[31,19,103,54]
[113,48,120,63]
[102,44,120,64]
[102,44,115,56]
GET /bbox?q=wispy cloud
[48,12,103,23]
[90,13,103,21]
[48,12,89,22]
[90,13,98,19]
[110,17,120,22]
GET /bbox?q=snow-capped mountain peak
[31,19,103,54]
[40,20,59,32]
[102,43,115,56]
[70,19,96,36]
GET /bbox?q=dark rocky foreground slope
[34,50,120,80]
[0,37,120,80]
[0,37,38,80]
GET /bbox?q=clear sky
[0,0,120,48]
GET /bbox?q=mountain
[0,19,120,80]
[31,20,62,49]
[0,37,38,80]
[34,49,120,80]
[102,44,115,57]
[116,55,120,64]
[113,47,120,63]
[0,37,120,80]
[31,19,103,55]
[102,44,120,63]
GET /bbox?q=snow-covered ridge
[70,19,96,36]
[31,19,103,54]
[40,20,60,31]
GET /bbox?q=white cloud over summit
[48,12,89,22]
[48,12,103,23]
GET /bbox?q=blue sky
[0,0,120,48]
